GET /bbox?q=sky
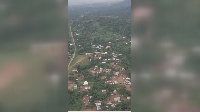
[68,0,123,6]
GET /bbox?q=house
[113,81,118,85]
[107,102,112,105]
[106,46,111,49]
[114,97,121,102]
[100,68,103,73]
[105,69,111,73]
[95,102,102,111]
[91,70,96,74]
[97,106,101,111]
[75,32,79,35]
[111,104,115,108]
[86,53,93,55]
[106,81,112,83]
[95,52,101,56]
[73,85,77,89]
[83,81,88,86]
[125,79,131,85]
[85,86,90,90]
[102,90,107,94]
[115,72,120,76]
[102,52,108,55]
[114,65,121,70]
[72,68,77,72]
[127,97,131,100]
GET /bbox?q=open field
[69,54,89,71]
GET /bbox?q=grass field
[69,54,89,72]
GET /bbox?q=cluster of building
[68,31,131,110]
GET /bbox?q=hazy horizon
[68,0,123,6]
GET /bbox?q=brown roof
[72,68,77,71]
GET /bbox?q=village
[68,28,131,111]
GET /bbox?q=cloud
[68,0,123,6]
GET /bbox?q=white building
[83,81,88,86]
[95,102,102,111]
[114,81,118,85]
[115,72,120,76]
[74,85,77,89]
[111,104,115,108]
[85,86,90,90]
[114,97,121,102]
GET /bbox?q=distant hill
[68,0,131,19]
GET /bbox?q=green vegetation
[68,90,83,111]
[68,0,131,111]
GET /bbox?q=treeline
[68,0,131,19]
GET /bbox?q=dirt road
[68,26,76,71]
